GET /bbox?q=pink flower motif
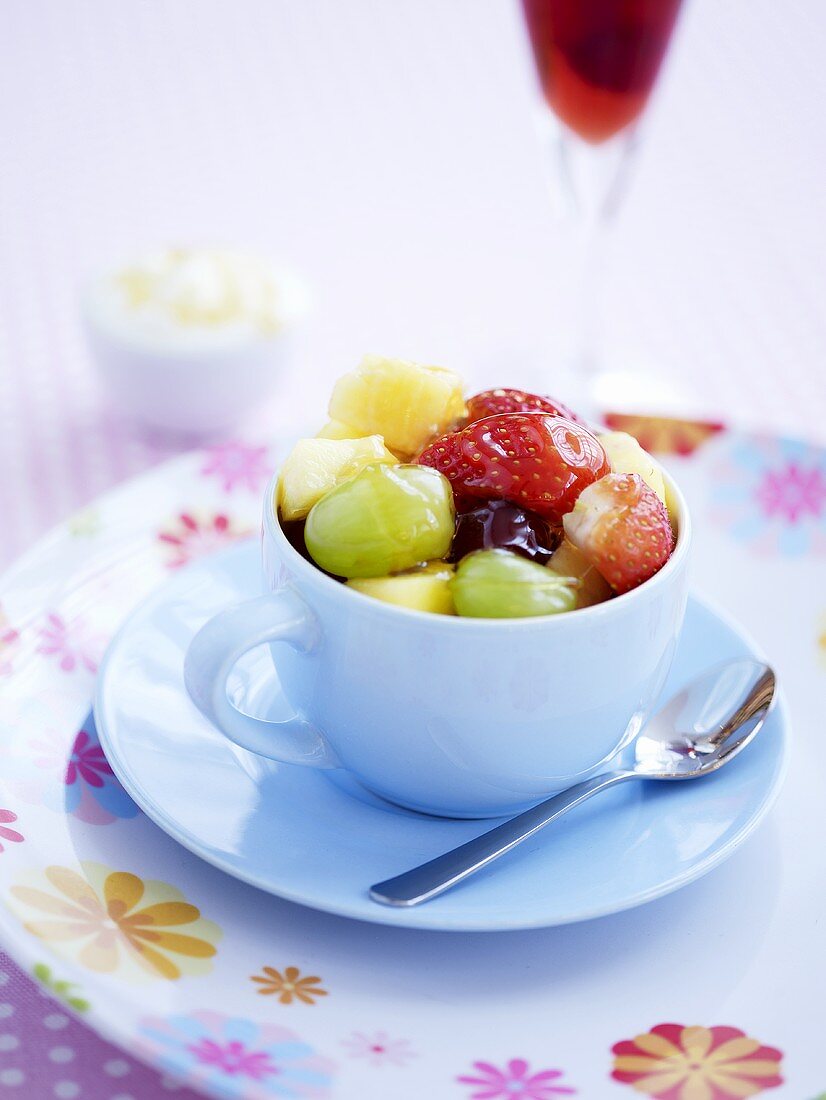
[1,719,137,826]
[29,728,81,779]
[64,728,113,788]
[0,607,20,676]
[458,1059,576,1099]
[0,809,25,853]
[0,627,19,675]
[188,1038,279,1081]
[756,463,826,524]
[36,612,101,674]
[139,1010,334,1096]
[201,441,272,493]
[710,436,826,555]
[341,1031,417,1067]
[158,512,253,568]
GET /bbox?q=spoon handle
[370,769,637,907]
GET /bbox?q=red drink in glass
[521,0,683,144]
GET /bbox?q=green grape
[451,549,577,618]
[304,464,455,578]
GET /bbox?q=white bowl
[82,250,308,436]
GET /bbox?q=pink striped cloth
[0,949,203,1099]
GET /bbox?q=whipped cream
[85,248,300,352]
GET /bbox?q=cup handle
[183,588,340,769]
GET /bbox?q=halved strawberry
[466,388,582,425]
[562,473,674,594]
[416,413,609,522]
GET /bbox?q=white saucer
[95,542,789,932]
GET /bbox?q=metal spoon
[370,659,776,908]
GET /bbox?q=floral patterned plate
[0,429,823,1098]
[93,541,789,932]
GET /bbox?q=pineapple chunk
[599,431,667,504]
[347,562,455,615]
[663,478,680,537]
[316,419,367,440]
[277,436,397,521]
[548,538,613,609]
[328,354,466,457]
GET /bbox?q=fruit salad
[276,356,677,618]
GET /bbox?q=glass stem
[573,210,608,379]
[554,127,640,381]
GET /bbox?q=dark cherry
[280,518,313,563]
[449,499,562,565]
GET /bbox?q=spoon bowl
[633,659,776,779]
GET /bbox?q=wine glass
[520,0,684,411]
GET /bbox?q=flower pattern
[138,1010,335,1097]
[201,441,273,493]
[603,413,726,456]
[710,436,826,554]
[64,727,108,786]
[457,1059,576,1098]
[251,966,328,1005]
[0,808,24,852]
[340,1030,416,1066]
[60,723,139,824]
[158,511,253,568]
[36,612,103,674]
[1,715,139,824]
[188,1039,277,1081]
[32,961,91,1012]
[9,863,221,981]
[66,508,102,537]
[611,1023,783,1099]
[0,606,20,676]
[0,429,815,1092]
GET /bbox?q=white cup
[185,473,691,817]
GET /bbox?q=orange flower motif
[602,413,725,456]
[251,965,328,1005]
[10,863,221,982]
[612,1023,783,1100]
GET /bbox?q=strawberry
[466,388,582,425]
[562,473,674,594]
[416,413,609,522]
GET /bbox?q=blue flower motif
[709,435,826,555]
[138,1011,335,1098]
